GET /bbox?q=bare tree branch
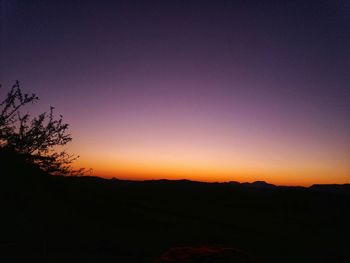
[0,81,86,176]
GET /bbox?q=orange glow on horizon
[73,155,350,187]
[68,108,350,187]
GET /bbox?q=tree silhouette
[0,81,84,175]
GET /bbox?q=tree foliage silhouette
[0,81,84,175]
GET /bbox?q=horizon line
[76,174,350,188]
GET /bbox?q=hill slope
[1,173,349,262]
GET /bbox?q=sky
[1,0,350,185]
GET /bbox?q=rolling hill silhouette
[1,157,349,262]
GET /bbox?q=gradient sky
[1,0,350,185]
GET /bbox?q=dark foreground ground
[1,170,349,262]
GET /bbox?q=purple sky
[1,0,350,185]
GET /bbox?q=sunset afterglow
[2,1,350,186]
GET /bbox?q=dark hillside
[1,170,349,263]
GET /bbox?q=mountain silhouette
[1,163,349,262]
[241,181,276,189]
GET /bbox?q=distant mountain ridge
[309,184,350,195]
[240,181,276,189]
[109,177,350,195]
